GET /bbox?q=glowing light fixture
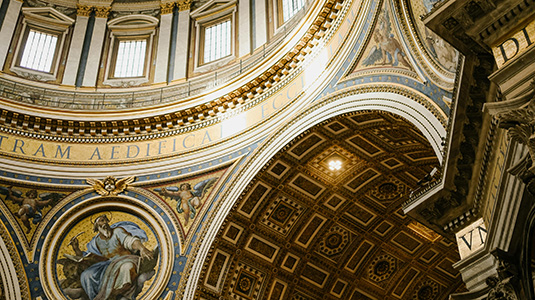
[328,160,342,171]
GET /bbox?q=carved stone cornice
[94,6,111,18]
[177,0,192,11]
[160,2,175,14]
[76,4,93,17]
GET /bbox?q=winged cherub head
[103,177,116,192]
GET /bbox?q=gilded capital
[160,2,175,14]
[178,0,192,11]
[94,6,111,18]
[77,4,93,17]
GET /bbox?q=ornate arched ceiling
[0,0,466,299]
[0,0,459,175]
[193,111,464,300]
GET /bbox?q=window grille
[20,30,58,72]
[114,40,147,77]
[204,20,231,63]
[282,0,305,22]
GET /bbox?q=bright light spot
[204,20,231,63]
[282,0,305,22]
[221,114,247,138]
[20,30,58,72]
[328,160,342,171]
[304,48,328,88]
[115,40,147,77]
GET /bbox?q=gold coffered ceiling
[194,111,464,299]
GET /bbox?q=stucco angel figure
[60,214,158,300]
[86,176,135,196]
[0,186,64,233]
[155,177,218,225]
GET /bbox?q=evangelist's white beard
[98,225,112,238]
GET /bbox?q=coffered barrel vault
[6,0,526,299]
[193,111,463,299]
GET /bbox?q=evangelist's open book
[63,253,109,264]
[137,246,159,274]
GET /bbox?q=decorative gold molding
[178,0,192,11]
[94,6,111,18]
[160,2,175,14]
[76,4,93,17]
[86,176,135,196]
[0,221,30,299]
[0,0,343,142]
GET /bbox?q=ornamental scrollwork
[76,4,92,17]
[160,2,175,14]
[94,6,111,18]
[494,81,535,172]
[178,0,192,11]
[486,276,518,300]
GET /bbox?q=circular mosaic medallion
[379,182,397,195]
[40,195,174,300]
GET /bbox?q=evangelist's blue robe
[80,222,148,300]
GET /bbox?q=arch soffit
[0,221,27,300]
[182,91,445,298]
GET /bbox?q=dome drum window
[273,0,306,31]
[20,30,58,73]
[203,20,231,63]
[191,0,237,72]
[114,39,147,78]
[281,0,305,22]
[11,7,74,82]
[103,15,158,87]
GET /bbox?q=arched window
[104,15,158,87]
[203,19,231,63]
[192,0,237,72]
[11,7,74,81]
